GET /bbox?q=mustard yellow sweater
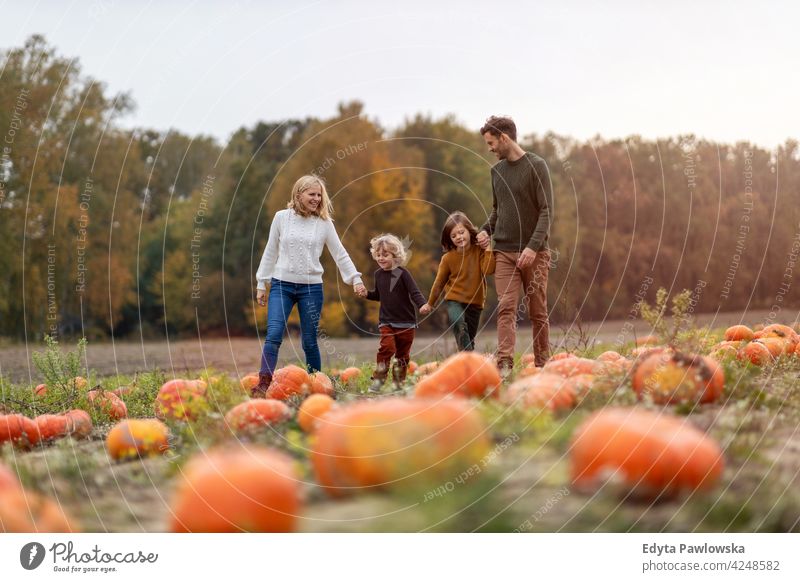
[428,245,495,308]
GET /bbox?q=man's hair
[480,116,517,142]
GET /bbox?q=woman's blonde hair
[287,175,333,220]
[369,233,410,267]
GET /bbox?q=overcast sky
[4,0,799,148]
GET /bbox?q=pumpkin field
[2,294,800,533]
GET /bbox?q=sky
[3,0,799,148]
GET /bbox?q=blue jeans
[260,279,324,376]
[446,300,482,351]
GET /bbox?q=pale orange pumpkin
[724,325,754,342]
[0,488,79,532]
[154,381,207,421]
[737,341,774,366]
[308,372,335,396]
[297,394,336,432]
[311,397,490,496]
[224,399,291,434]
[597,350,623,362]
[87,389,128,420]
[570,408,724,497]
[240,374,260,393]
[542,357,602,378]
[338,366,363,384]
[504,373,575,411]
[106,419,170,461]
[413,352,501,400]
[63,409,93,439]
[265,365,310,400]
[33,383,47,397]
[632,351,724,405]
[170,446,300,532]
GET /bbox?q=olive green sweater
[481,152,553,252]
[427,246,495,308]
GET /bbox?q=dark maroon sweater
[366,267,426,326]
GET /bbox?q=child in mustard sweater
[421,212,495,351]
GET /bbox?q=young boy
[364,234,428,393]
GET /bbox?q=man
[476,116,553,371]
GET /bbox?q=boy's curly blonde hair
[369,233,411,266]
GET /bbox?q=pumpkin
[635,335,660,346]
[632,351,724,405]
[311,398,490,496]
[413,352,501,400]
[724,325,754,342]
[106,419,170,461]
[111,384,136,399]
[265,365,310,400]
[240,373,260,393]
[0,488,79,532]
[72,376,89,390]
[737,341,774,366]
[415,361,440,377]
[297,394,336,433]
[709,344,738,361]
[542,357,602,378]
[570,408,724,497]
[0,414,40,448]
[308,372,335,396]
[504,373,575,411]
[597,350,623,362]
[154,381,207,421]
[35,414,69,442]
[224,399,291,434]
[0,463,20,492]
[170,446,300,532]
[338,367,363,384]
[517,365,542,378]
[407,361,419,375]
[756,323,799,350]
[754,337,790,358]
[33,383,47,397]
[548,352,575,362]
[87,389,128,420]
[63,409,92,439]
[520,353,537,366]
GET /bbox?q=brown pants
[373,325,415,384]
[494,250,551,367]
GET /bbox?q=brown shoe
[251,372,271,398]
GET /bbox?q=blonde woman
[362,233,427,393]
[254,175,366,397]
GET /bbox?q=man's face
[483,132,508,160]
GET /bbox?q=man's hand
[476,230,490,250]
[517,248,537,269]
[256,288,267,306]
[419,303,432,315]
[354,283,367,297]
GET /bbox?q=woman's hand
[354,283,367,297]
[256,288,268,306]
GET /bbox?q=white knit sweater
[256,209,363,290]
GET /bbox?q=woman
[254,175,366,397]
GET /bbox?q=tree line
[1,36,797,341]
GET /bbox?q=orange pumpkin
[311,398,490,496]
[542,357,602,378]
[170,446,300,532]
[407,361,419,375]
[632,351,724,405]
[63,409,92,439]
[265,365,310,400]
[111,384,136,399]
[34,414,70,442]
[520,353,537,366]
[0,488,79,532]
[415,361,440,377]
[297,394,336,433]
[154,381,206,421]
[106,419,170,461]
[754,337,790,358]
[570,408,724,497]
[757,323,799,351]
[338,366,363,384]
[517,365,541,378]
[548,352,575,362]
[224,399,291,434]
[597,350,623,362]
[87,389,128,420]
[0,414,40,448]
[0,463,20,492]
[724,325,754,342]
[33,383,47,397]
[413,352,501,400]
[505,373,575,411]
[308,372,335,396]
[240,373,260,393]
[710,344,738,361]
[737,341,774,366]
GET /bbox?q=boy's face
[450,224,471,249]
[375,247,396,271]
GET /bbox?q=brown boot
[251,372,271,398]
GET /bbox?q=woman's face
[298,185,322,214]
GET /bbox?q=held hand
[476,230,490,250]
[354,283,367,297]
[517,248,537,269]
[419,303,432,315]
[256,288,267,306]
